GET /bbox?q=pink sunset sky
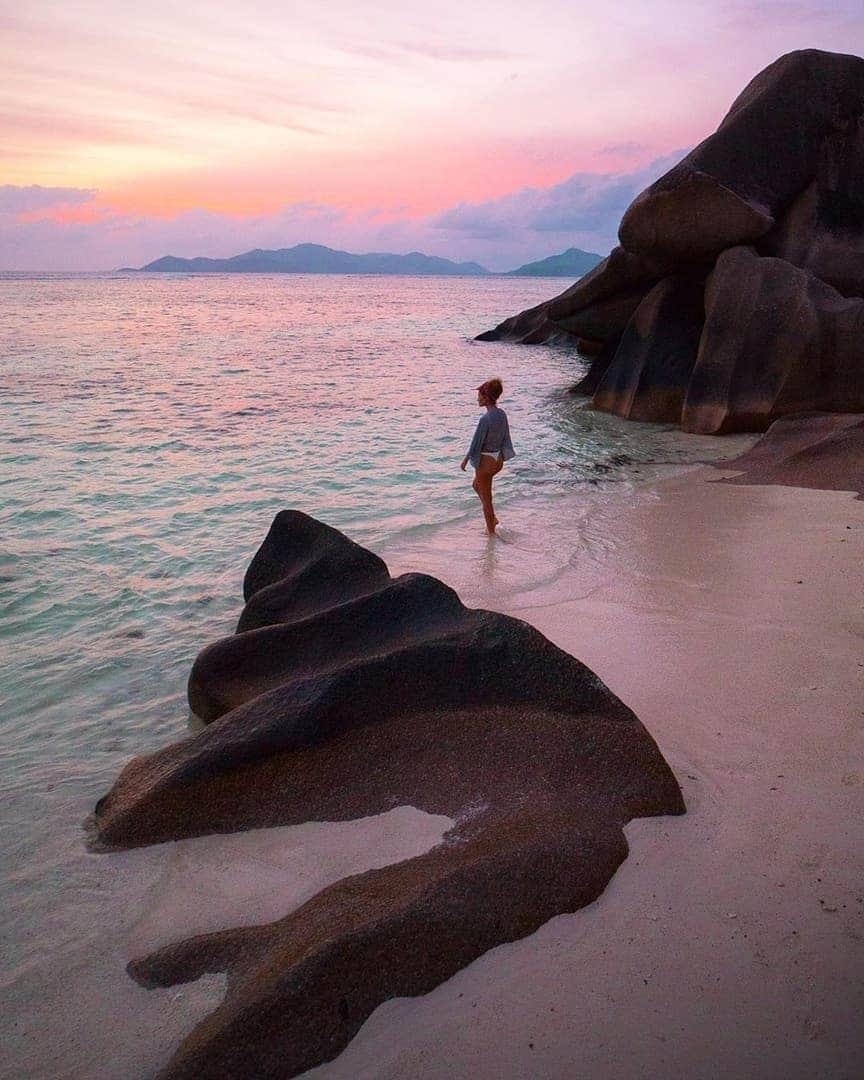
[2,0,863,271]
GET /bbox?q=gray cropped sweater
[466,407,515,468]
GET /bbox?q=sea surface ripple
[0,272,751,1021]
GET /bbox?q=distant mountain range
[129,242,604,277]
[137,244,488,276]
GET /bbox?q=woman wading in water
[460,378,515,535]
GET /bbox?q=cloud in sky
[599,141,649,158]
[723,0,860,27]
[6,0,863,206]
[0,154,682,271]
[429,152,684,246]
[0,184,97,214]
[394,41,519,63]
[3,1,863,267]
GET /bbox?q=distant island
[137,244,489,276]
[128,242,605,277]
[506,247,604,277]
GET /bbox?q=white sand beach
[3,466,862,1080]
[304,468,864,1079]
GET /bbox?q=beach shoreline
[2,464,862,1079]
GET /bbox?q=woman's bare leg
[472,458,504,534]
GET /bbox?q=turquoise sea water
[0,272,753,1074]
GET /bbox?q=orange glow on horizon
[97,134,658,222]
[5,0,862,271]
[17,204,105,225]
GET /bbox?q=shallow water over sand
[0,272,755,1076]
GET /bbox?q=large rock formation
[479,49,864,434]
[717,412,864,497]
[684,247,864,433]
[591,275,705,424]
[92,510,684,1079]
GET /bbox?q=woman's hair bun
[484,378,503,402]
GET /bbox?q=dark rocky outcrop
[683,247,864,433]
[237,512,389,631]
[619,50,864,265]
[480,245,667,346]
[92,510,684,1079]
[758,116,864,298]
[478,49,864,434]
[574,336,605,357]
[716,412,864,497]
[474,295,571,345]
[570,332,622,396]
[545,245,670,323]
[592,276,705,423]
[553,288,649,343]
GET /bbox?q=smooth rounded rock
[91,513,685,1080]
[620,49,864,265]
[718,412,864,497]
[683,246,864,433]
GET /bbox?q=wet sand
[0,809,452,1078]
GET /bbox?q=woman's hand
[460,457,468,471]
